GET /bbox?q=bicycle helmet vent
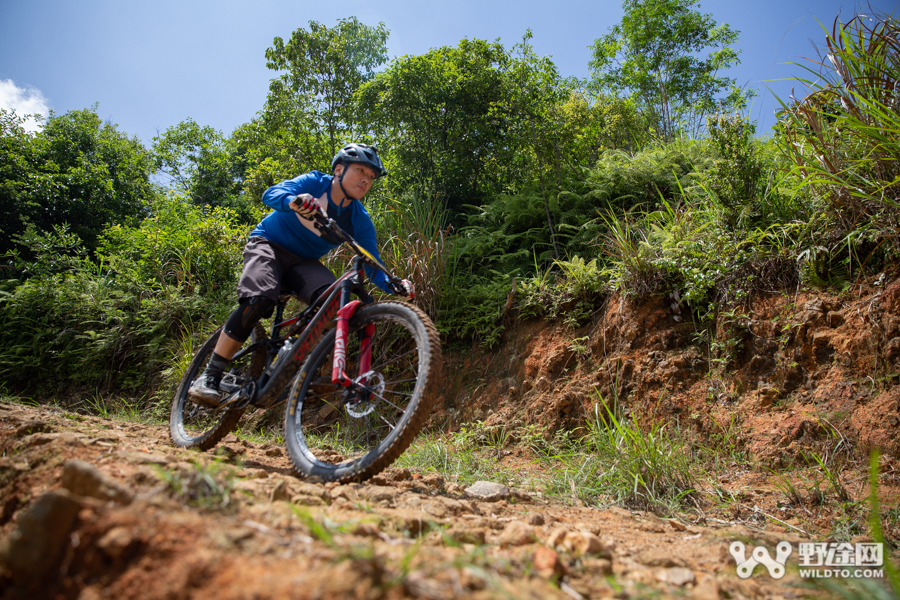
[331,143,387,178]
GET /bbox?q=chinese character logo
[730,541,792,579]
[798,542,883,568]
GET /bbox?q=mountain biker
[188,143,414,405]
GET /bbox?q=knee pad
[223,296,276,342]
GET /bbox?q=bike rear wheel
[284,301,441,482]
[169,325,266,450]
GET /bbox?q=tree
[589,0,750,141]
[0,110,45,252]
[152,119,252,221]
[256,17,389,177]
[0,106,155,253]
[357,37,568,220]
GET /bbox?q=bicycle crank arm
[216,381,256,413]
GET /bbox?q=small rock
[290,494,326,506]
[330,484,360,501]
[526,513,545,526]
[564,532,611,557]
[382,467,412,482]
[667,519,687,531]
[61,459,133,504]
[0,490,82,586]
[533,546,565,579]
[421,500,449,518]
[640,548,686,568]
[663,567,696,587]
[545,527,568,548]
[97,526,134,559]
[420,473,444,490]
[357,485,398,503]
[464,481,510,502]
[214,445,243,459]
[446,528,486,545]
[445,483,465,496]
[582,557,614,577]
[270,479,292,502]
[264,447,283,457]
[640,520,666,533]
[293,481,329,499]
[497,521,536,547]
[118,451,169,466]
[575,521,602,535]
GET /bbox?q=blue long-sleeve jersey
[250,171,391,293]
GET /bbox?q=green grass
[399,402,704,515]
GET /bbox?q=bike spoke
[371,347,417,372]
[377,412,398,431]
[371,393,406,413]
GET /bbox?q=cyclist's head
[331,143,387,179]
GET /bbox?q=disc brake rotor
[344,371,385,417]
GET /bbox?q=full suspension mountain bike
[169,215,442,482]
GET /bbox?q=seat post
[272,298,288,338]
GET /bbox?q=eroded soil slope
[439,277,900,468]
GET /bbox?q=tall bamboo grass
[776,11,900,261]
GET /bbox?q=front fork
[332,300,376,388]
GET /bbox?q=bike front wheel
[170,325,266,450]
[284,301,441,482]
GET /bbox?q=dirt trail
[0,401,819,600]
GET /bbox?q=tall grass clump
[776,10,900,278]
[580,400,698,513]
[369,193,452,319]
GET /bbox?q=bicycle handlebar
[312,214,410,297]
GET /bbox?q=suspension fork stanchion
[332,257,371,387]
[332,300,363,387]
[357,323,377,385]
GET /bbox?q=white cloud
[0,79,50,132]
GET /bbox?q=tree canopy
[0,106,155,253]
[236,17,391,201]
[589,0,750,140]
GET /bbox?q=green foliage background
[1,3,897,404]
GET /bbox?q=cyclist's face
[339,163,377,199]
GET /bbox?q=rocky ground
[2,276,900,599]
[0,401,843,600]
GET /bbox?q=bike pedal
[216,381,256,413]
[215,390,243,413]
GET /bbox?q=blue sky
[1,0,897,142]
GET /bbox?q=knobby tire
[283,301,441,482]
[169,325,266,450]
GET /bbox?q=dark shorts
[237,236,336,304]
